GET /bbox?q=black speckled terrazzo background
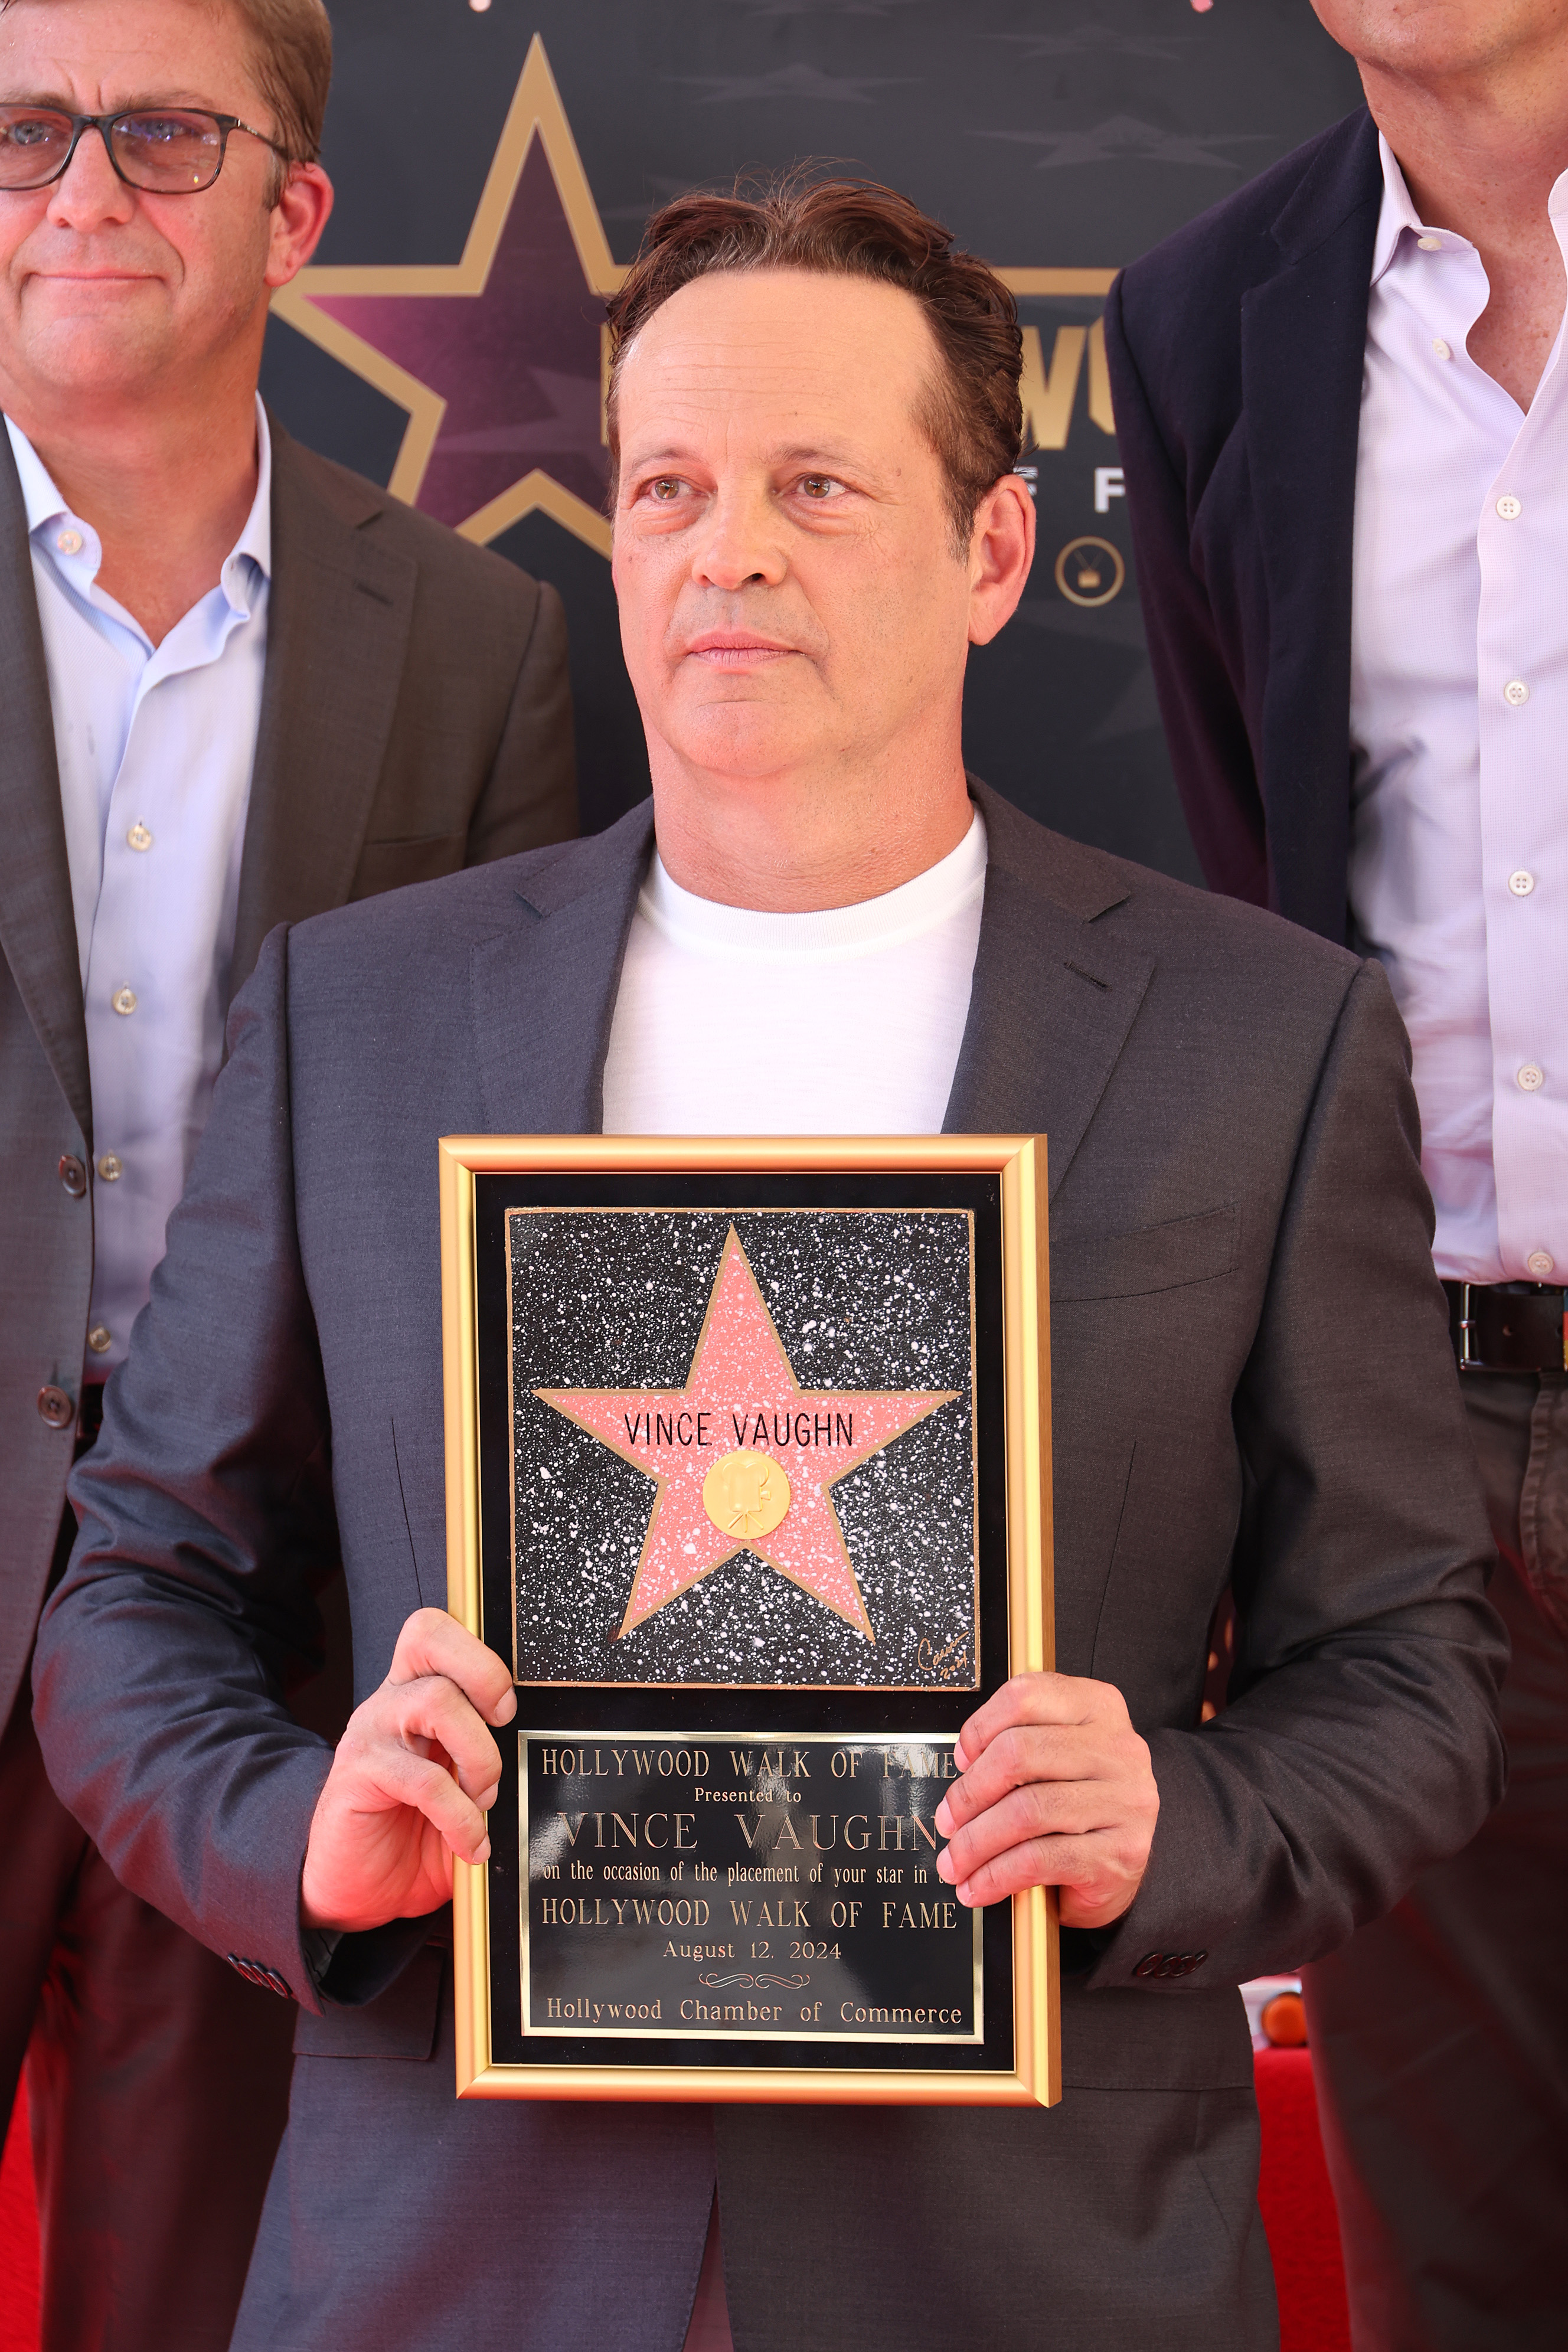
[507,1210,979,1688]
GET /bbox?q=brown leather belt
[1444,1280,1568,1374]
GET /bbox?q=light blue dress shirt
[5,400,272,1370]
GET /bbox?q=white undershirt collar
[639,808,988,965]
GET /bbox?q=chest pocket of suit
[1050,1203,1239,1303]
[349,829,468,901]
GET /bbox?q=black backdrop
[259,1,1362,877]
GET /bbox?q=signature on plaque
[917,1632,972,1684]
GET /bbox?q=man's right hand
[300,1608,517,1933]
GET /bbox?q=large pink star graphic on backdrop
[270,40,623,551]
[304,139,607,531]
[535,1228,957,1641]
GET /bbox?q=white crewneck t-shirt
[601,811,988,1135]
[605,809,986,2352]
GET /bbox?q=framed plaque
[439,1137,1057,2105]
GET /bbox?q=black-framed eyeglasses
[0,106,290,194]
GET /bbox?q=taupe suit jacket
[35,786,1504,2351]
[1,413,576,1726]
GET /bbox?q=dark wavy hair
[604,173,1024,556]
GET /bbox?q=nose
[45,122,138,231]
[690,479,789,593]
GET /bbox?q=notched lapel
[946,792,1153,1198]
[230,425,416,1000]
[0,433,91,1142]
[1244,111,1381,926]
[1246,115,1380,635]
[471,804,654,1135]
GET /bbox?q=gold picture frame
[439,1135,1057,2106]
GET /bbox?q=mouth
[682,633,801,667]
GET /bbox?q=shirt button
[1517,1063,1546,1092]
[1527,1250,1556,1278]
[58,1153,87,1197]
[55,527,83,556]
[1432,338,1452,360]
[1509,869,1536,896]
[1417,234,1443,250]
[97,1152,123,1182]
[1504,678,1530,706]
[87,1325,112,1354]
[126,821,153,852]
[111,986,138,1016]
[1497,494,1523,520]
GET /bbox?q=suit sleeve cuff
[308,1910,449,2009]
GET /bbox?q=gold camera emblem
[701,1448,792,1541]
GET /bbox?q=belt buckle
[1456,1280,1481,1372]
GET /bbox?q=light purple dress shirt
[5,401,271,1369]
[1349,138,1568,1285]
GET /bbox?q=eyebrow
[620,442,873,475]
[0,89,234,113]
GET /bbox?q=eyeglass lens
[0,108,226,191]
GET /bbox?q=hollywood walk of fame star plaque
[439,1136,1057,2106]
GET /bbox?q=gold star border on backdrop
[269,35,1118,561]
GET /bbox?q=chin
[1350,2,1510,74]
[22,318,164,393]
[666,699,822,782]
[681,733,818,786]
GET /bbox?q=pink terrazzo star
[535,1226,957,1641]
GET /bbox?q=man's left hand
[933,1672,1159,1928]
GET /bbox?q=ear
[966,471,1036,646]
[265,162,334,290]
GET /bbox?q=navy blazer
[1103,107,1383,943]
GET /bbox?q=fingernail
[953,1740,971,1770]
[933,1797,953,1835]
[935,1849,955,1883]
[476,1837,492,1864]
[955,1880,975,1908]
[480,1785,499,1811]
[495,1690,518,1724]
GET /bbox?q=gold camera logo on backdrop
[271,35,1118,563]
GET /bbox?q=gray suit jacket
[1,413,576,1726]
[34,786,1504,2352]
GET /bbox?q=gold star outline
[270,34,1118,561]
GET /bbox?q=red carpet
[0,2056,1349,2349]
[0,2089,38,2352]
[1256,2047,1353,2352]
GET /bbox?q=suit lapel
[0,429,92,1144]
[945,788,1153,1199]
[230,419,416,1001]
[469,786,1152,1182]
[1244,108,1382,936]
[471,803,654,1134]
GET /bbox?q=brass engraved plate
[521,1732,982,2044]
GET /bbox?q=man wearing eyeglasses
[0,1,576,2343]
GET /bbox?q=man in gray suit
[1,0,573,2342]
[35,177,1500,2351]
